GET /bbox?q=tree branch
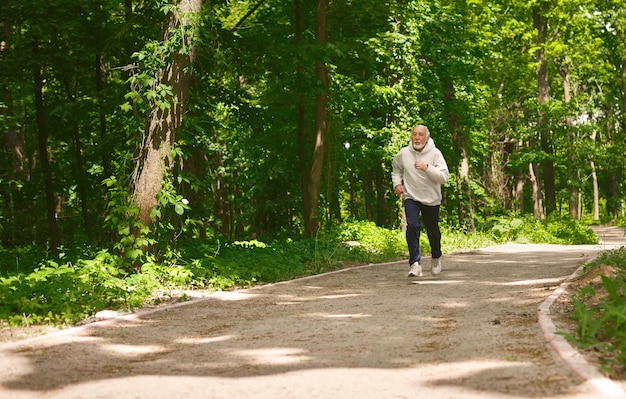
[232,0,267,31]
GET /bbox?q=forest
[0,0,625,328]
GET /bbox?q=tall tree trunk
[363,172,374,221]
[324,124,341,224]
[32,38,61,250]
[490,142,510,211]
[210,147,231,238]
[514,140,525,213]
[93,0,111,179]
[1,11,26,247]
[533,3,556,215]
[95,51,111,179]
[612,48,626,219]
[558,65,579,219]
[375,167,387,226]
[590,160,599,221]
[303,0,329,238]
[131,0,200,227]
[443,79,475,232]
[590,130,600,221]
[529,162,544,220]
[73,122,90,233]
[514,170,524,214]
[294,0,310,233]
[608,175,619,219]
[61,76,91,236]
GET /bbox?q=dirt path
[1,227,625,399]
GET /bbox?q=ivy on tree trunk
[131,0,201,228]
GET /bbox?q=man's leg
[421,204,442,259]
[404,199,422,265]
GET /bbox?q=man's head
[411,125,430,151]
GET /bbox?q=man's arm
[391,152,405,195]
[425,151,450,184]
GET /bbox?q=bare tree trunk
[131,0,201,227]
[590,160,599,221]
[529,162,544,220]
[95,51,111,179]
[1,11,27,247]
[557,65,579,219]
[577,191,582,220]
[609,175,620,219]
[490,144,509,210]
[590,130,600,221]
[514,169,524,214]
[443,80,475,232]
[533,3,556,215]
[304,0,329,238]
[611,49,626,219]
[375,167,387,226]
[295,0,309,232]
[514,138,525,213]
[60,75,91,236]
[73,122,90,233]
[32,38,61,249]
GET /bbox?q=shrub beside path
[0,227,625,399]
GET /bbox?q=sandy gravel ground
[0,227,625,399]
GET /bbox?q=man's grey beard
[412,143,426,151]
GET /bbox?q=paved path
[0,227,624,399]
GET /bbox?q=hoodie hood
[408,137,435,154]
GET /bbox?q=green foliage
[103,176,155,270]
[479,215,597,244]
[441,225,497,252]
[0,217,611,328]
[0,250,125,326]
[0,246,49,276]
[332,220,406,258]
[566,247,626,372]
[0,220,405,326]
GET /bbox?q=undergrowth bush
[480,215,597,244]
[331,220,406,260]
[565,247,626,374]
[0,217,601,328]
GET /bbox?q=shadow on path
[0,227,624,399]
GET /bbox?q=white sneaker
[431,257,442,275]
[408,262,422,277]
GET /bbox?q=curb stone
[538,263,626,399]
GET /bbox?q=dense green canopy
[1,0,624,250]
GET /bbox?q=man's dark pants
[404,198,442,266]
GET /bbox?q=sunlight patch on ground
[439,301,471,309]
[480,277,563,286]
[470,259,538,264]
[101,344,168,356]
[275,293,362,304]
[302,312,372,319]
[231,347,312,365]
[412,280,465,285]
[317,293,362,300]
[33,360,565,399]
[499,277,563,286]
[174,335,234,345]
[211,291,259,301]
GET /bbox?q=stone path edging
[537,263,626,399]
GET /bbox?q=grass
[0,216,601,329]
[563,245,626,376]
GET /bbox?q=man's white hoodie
[391,138,450,206]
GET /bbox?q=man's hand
[414,160,428,171]
[394,184,404,196]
